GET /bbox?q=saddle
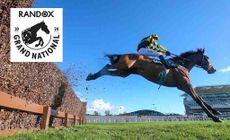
[147,56,176,85]
[148,56,176,67]
[148,57,161,64]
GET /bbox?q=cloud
[87,99,126,115]
[220,66,230,72]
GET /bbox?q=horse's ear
[200,48,205,54]
[197,48,205,54]
[202,48,205,53]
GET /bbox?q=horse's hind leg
[86,64,110,81]
[86,64,130,81]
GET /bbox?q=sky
[34,0,230,115]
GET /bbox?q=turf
[2,121,230,140]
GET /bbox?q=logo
[11,8,63,62]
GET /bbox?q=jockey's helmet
[151,34,159,40]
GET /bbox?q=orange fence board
[68,114,74,119]
[0,91,83,137]
[51,110,65,118]
[0,91,43,114]
[64,113,69,127]
[40,106,51,130]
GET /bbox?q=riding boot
[159,55,175,69]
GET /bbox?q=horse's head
[177,48,216,74]
[40,21,50,34]
[195,48,216,74]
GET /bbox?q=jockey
[137,34,177,69]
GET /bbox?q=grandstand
[183,85,230,115]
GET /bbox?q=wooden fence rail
[0,91,85,136]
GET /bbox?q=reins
[171,52,203,68]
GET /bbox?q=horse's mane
[179,50,197,58]
[171,49,205,68]
[173,49,203,60]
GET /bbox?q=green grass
[2,121,230,140]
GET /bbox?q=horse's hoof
[86,73,94,81]
[213,117,224,123]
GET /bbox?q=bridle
[175,53,208,69]
[196,55,209,70]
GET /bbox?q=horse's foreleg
[180,84,223,122]
[35,37,43,47]
[40,38,44,46]
[198,96,222,115]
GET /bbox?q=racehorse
[21,21,50,47]
[86,48,223,122]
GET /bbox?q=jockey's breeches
[138,48,163,57]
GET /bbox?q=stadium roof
[182,85,230,96]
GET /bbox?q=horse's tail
[105,54,122,65]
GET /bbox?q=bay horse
[86,48,223,122]
[21,21,50,47]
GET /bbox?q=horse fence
[0,91,85,137]
[86,115,230,123]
